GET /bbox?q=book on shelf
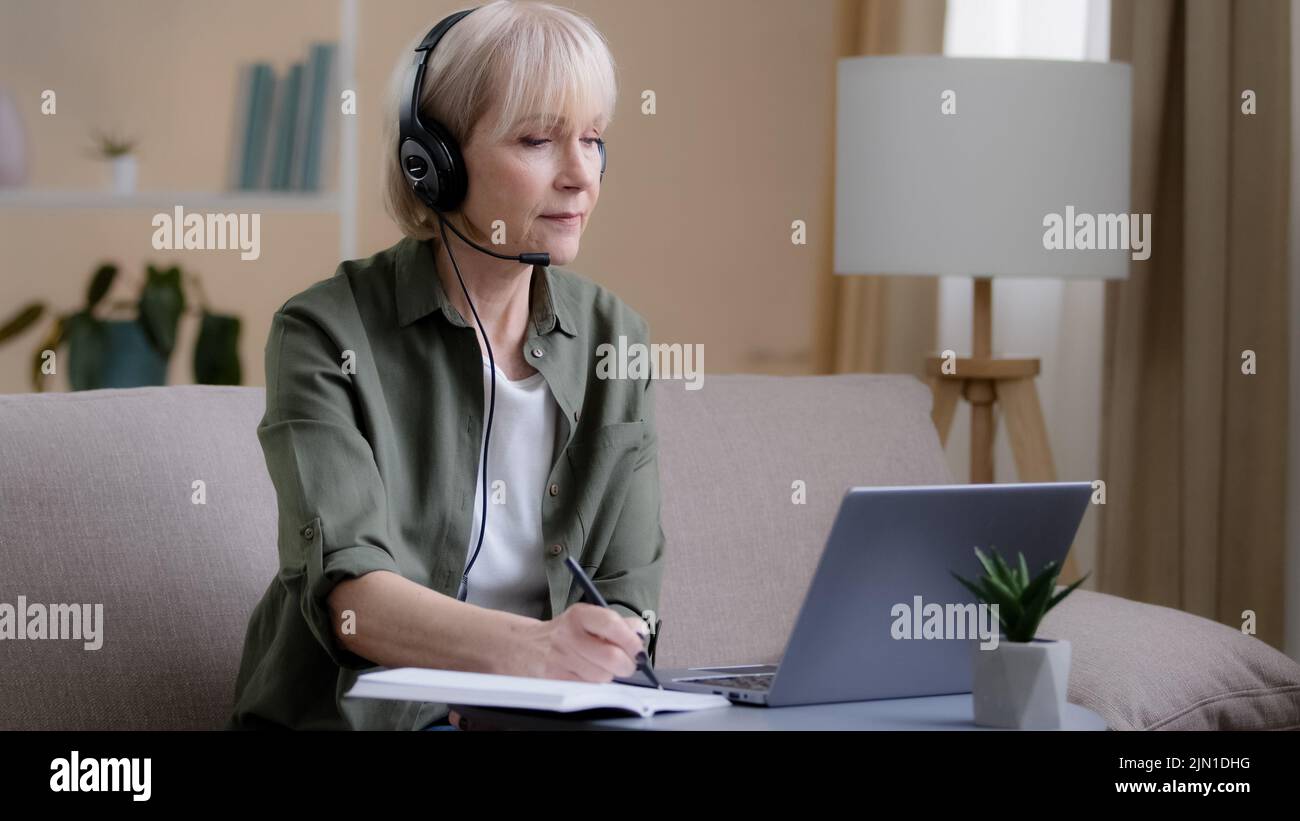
[295,42,337,192]
[231,62,275,191]
[229,41,339,194]
[268,61,303,191]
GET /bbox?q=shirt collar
[394,235,578,338]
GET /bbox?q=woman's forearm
[326,570,534,674]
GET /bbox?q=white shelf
[1,0,359,259]
[0,189,341,212]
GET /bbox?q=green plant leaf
[973,546,1004,587]
[1045,572,1091,615]
[138,264,185,357]
[89,128,138,158]
[978,579,1023,633]
[989,549,1020,595]
[952,569,1016,629]
[973,583,1019,637]
[975,565,1020,612]
[0,302,46,345]
[978,545,1023,595]
[1022,560,1060,610]
[1013,587,1055,639]
[64,310,107,391]
[193,311,242,385]
[1017,552,1030,589]
[85,263,118,310]
[951,571,990,604]
[1015,565,1060,640]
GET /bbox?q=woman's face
[458,107,603,267]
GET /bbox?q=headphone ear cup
[421,119,468,211]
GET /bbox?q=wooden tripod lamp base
[923,278,1081,583]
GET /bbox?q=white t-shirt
[460,354,557,619]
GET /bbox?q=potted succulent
[87,128,139,194]
[952,547,1089,729]
[0,261,242,391]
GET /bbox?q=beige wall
[0,0,843,392]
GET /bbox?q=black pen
[563,556,662,688]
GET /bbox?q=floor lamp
[834,56,1133,583]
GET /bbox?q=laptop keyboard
[678,673,775,691]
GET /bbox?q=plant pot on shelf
[66,318,167,390]
[971,637,1071,729]
[108,154,137,195]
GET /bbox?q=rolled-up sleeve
[258,308,403,670]
[592,322,666,645]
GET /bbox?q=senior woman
[228,1,664,731]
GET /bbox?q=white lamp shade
[835,56,1133,279]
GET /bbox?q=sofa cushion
[1040,589,1300,730]
[653,374,955,669]
[0,386,276,730]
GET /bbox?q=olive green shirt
[227,235,665,730]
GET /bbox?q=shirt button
[531,347,544,358]
[547,543,563,557]
[548,483,559,496]
[302,525,315,539]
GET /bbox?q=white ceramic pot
[109,154,137,194]
[971,637,1071,729]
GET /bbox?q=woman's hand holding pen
[449,608,650,729]
[508,603,648,683]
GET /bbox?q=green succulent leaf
[973,547,1002,586]
[1014,566,1059,640]
[952,571,1014,637]
[975,565,1020,612]
[951,572,989,604]
[1045,572,1091,615]
[984,586,1023,629]
[955,546,1088,643]
[989,549,1019,594]
[1022,561,1060,612]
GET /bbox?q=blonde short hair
[382,0,618,242]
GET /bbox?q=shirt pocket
[565,420,647,568]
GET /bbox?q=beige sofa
[1,377,1297,730]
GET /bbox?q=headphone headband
[399,8,477,157]
[398,7,480,212]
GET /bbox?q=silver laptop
[650,482,1092,707]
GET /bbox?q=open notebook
[345,667,732,718]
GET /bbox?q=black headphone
[397,5,606,218]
